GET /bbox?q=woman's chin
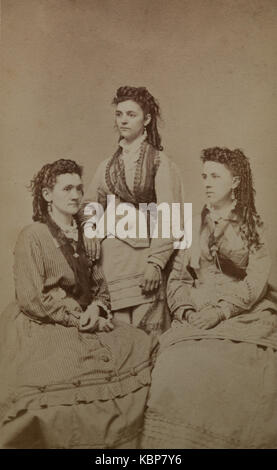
[66,206,80,215]
[206,195,216,205]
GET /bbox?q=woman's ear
[232,176,240,189]
[144,113,151,127]
[42,187,52,203]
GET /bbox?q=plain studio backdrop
[1,0,277,310]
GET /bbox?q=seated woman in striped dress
[0,158,156,449]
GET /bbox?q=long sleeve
[90,263,111,316]
[217,236,271,317]
[167,249,196,318]
[78,160,108,228]
[14,229,82,327]
[148,156,185,270]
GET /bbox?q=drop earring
[48,201,53,213]
[231,188,237,210]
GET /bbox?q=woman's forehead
[55,173,82,186]
[116,99,142,113]
[203,160,231,175]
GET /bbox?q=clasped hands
[178,307,224,330]
[78,304,114,333]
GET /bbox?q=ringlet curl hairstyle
[29,158,83,223]
[201,147,263,250]
[112,86,163,151]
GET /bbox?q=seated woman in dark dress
[0,159,156,449]
[142,147,277,449]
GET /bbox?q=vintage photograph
[0,0,277,450]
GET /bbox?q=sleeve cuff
[147,257,165,270]
[147,261,162,276]
[173,307,184,321]
[172,305,195,320]
[66,313,80,328]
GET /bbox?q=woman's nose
[71,189,80,199]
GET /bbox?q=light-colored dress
[81,134,184,335]
[0,221,156,449]
[142,207,277,449]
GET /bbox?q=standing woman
[0,159,156,449]
[81,86,184,336]
[142,147,277,449]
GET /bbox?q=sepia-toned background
[1,0,277,310]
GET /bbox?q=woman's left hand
[140,264,161,293]
[79,304,100,332]
[188,309,221,330]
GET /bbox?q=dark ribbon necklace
[45,215,93,310]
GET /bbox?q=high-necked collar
[48,213,79,242]
[119,131,147,162]
[203,203,239,224]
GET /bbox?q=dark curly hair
[201,147,263,250]
[29,159,83,223]
[112,86,163,151]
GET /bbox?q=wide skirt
[141,337,277,449]
[0,302,157,449]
